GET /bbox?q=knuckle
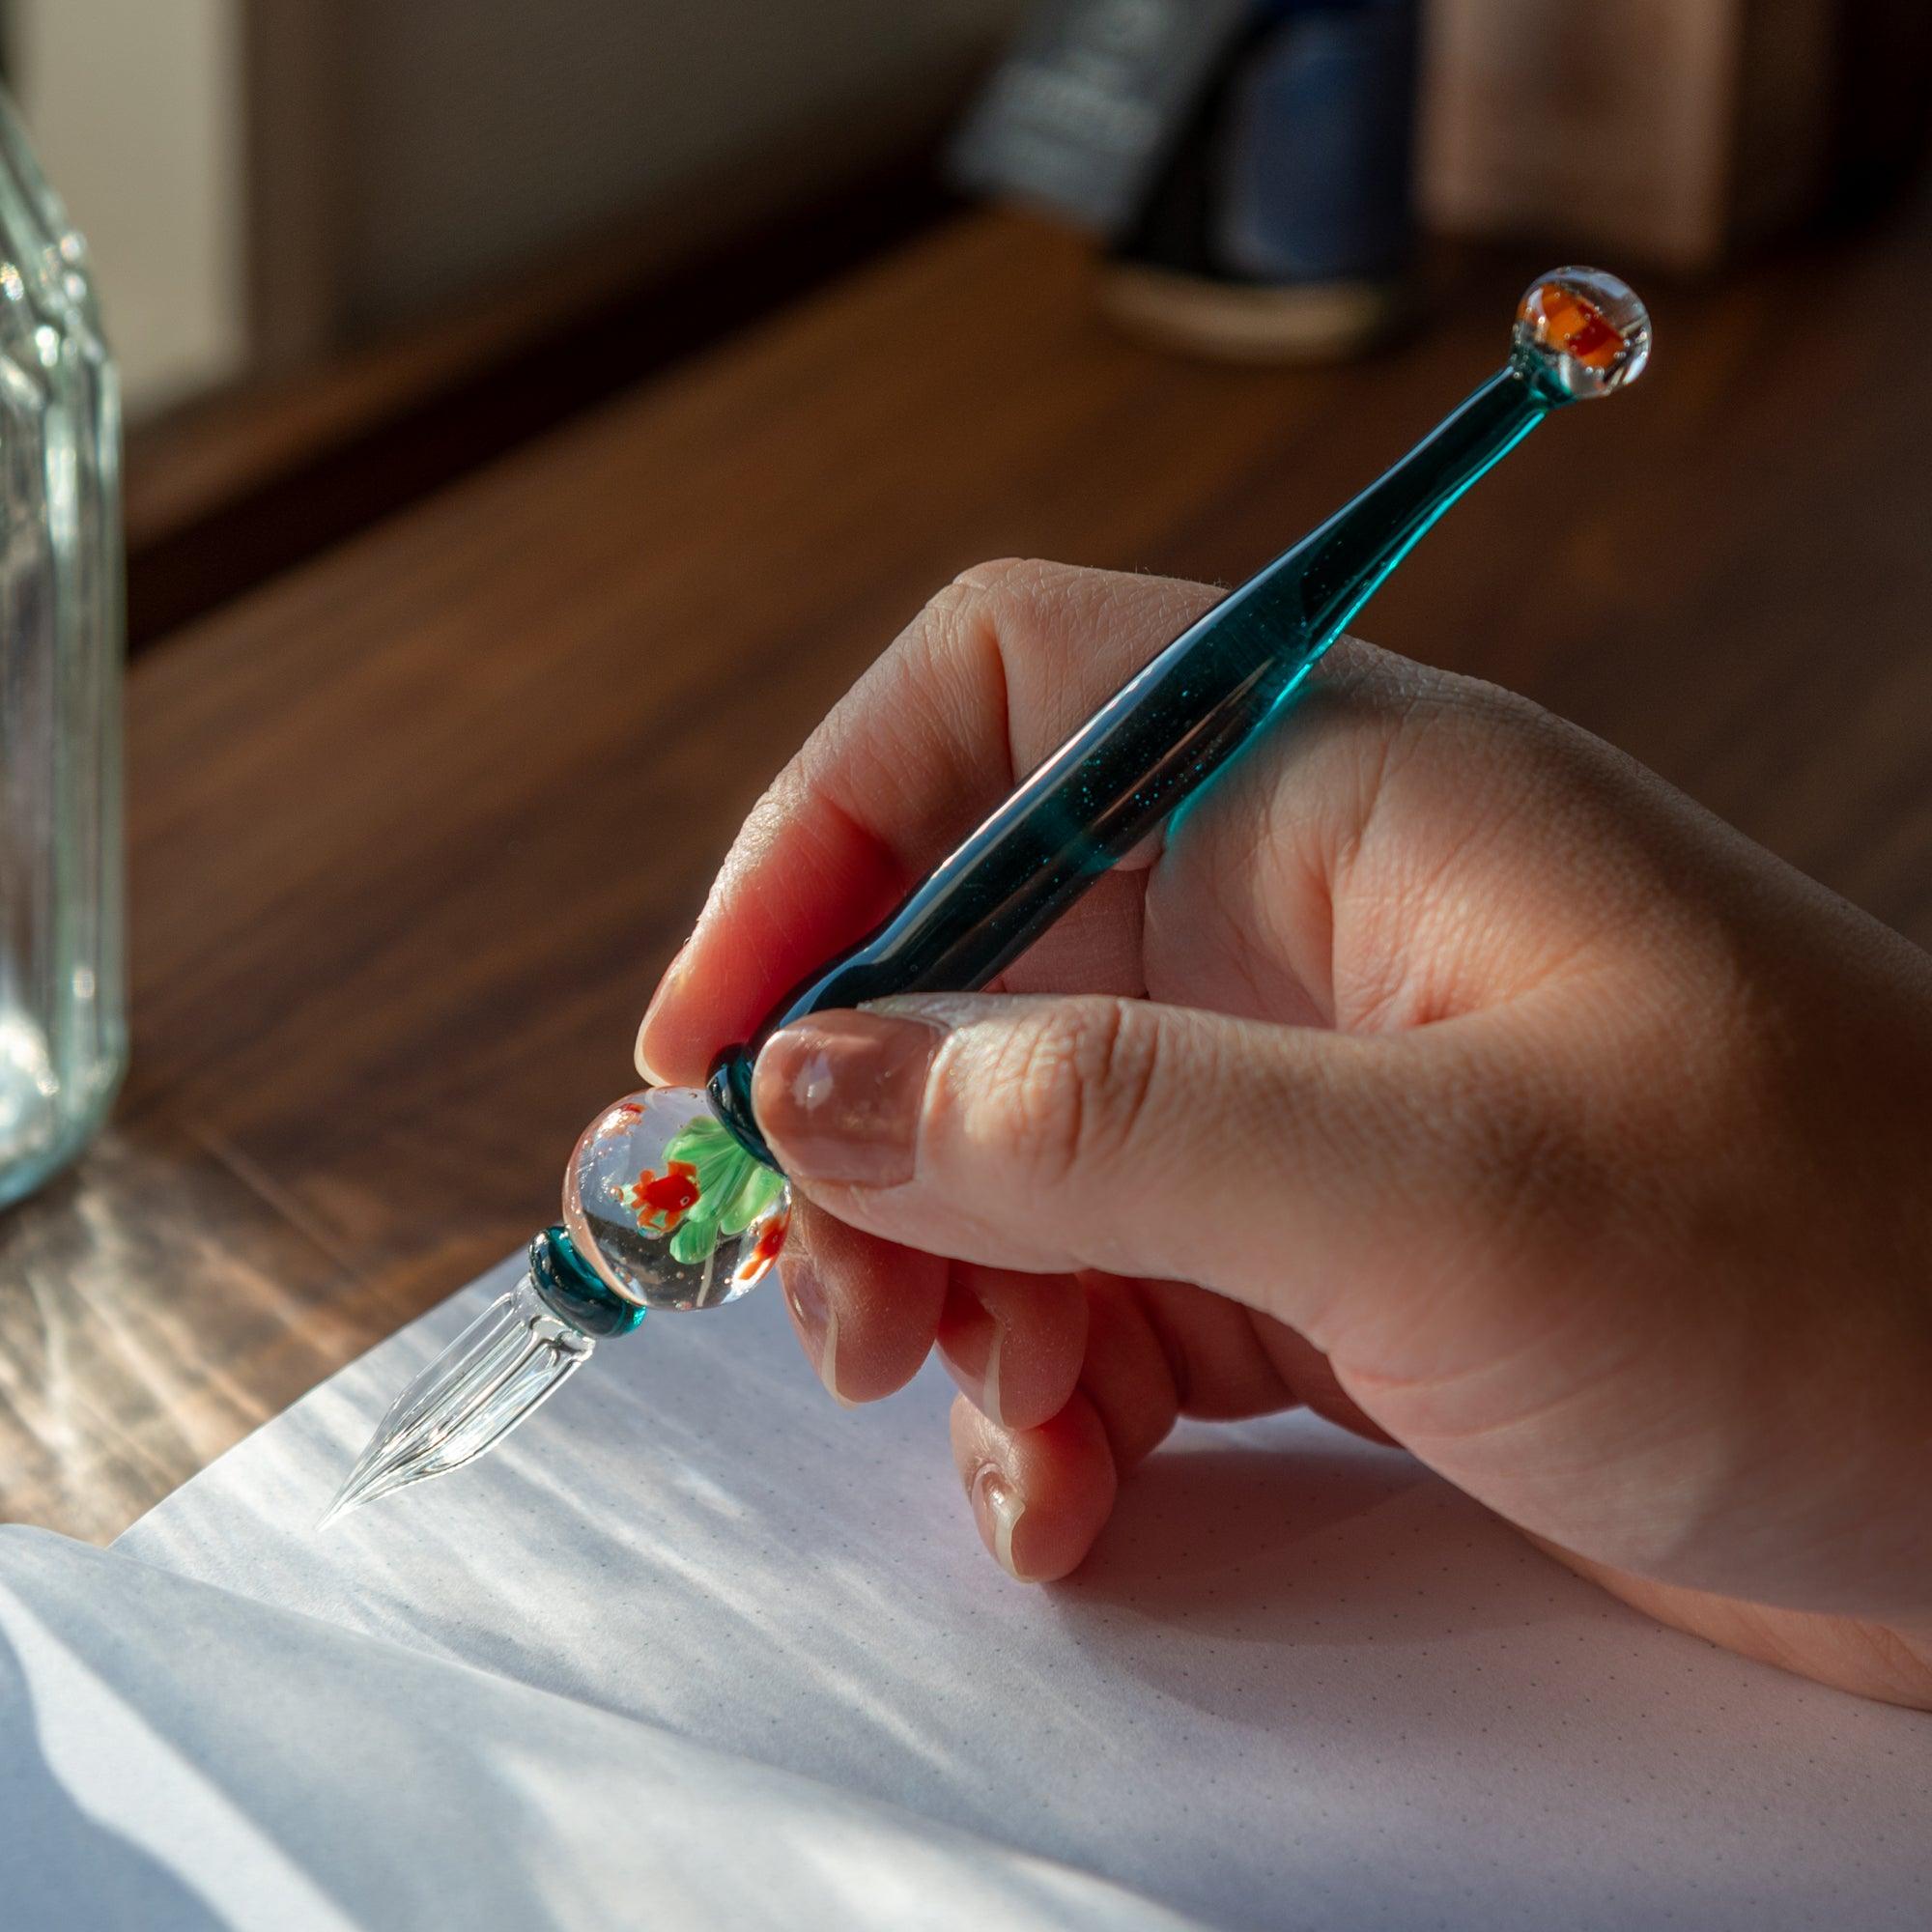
[1443,1065,1608,1273]
[1462,1095,1577,1232]
[916,560,1062,684]
[990,999,1163,1187]
[913,576,993,658]
[1353,659,1575,787]
[943,556,1061,632]
[945,556,1118,641]
[950,556,1037,597]
[1449,679,1614,796]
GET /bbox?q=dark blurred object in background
[1826,0,1932,223]
[1423,0,1932,271]
[958,0,1932,353]
[953,0,1420,361]
[10,0,1925,645]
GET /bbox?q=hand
[637,560,1932,1707]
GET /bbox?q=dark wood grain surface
[6,205,1931,1540]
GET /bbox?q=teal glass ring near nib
[0,90,126,1210]
[328,270,1652,1525]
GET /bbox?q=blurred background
[8,0,1926,640]
[13,0,1030,637]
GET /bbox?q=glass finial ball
[561,1086,790,1313]
[1513,269,1651,401]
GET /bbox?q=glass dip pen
[326,269,1652,1527]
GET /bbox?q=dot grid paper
[120,1255,1932,1932]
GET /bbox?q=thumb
[750,992,1532,1346]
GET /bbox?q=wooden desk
[6,209,1931,1540]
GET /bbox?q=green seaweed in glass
[0,89,126,1208]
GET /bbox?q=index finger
[635,558,1220,1087]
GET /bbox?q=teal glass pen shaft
[708,362,1557,1163]
[327,273,1649,1525]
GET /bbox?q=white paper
[0,1527,1196,1931]
[113,1254,1932,1932]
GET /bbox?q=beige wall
[335,0,1023,332]
[10,0,1020,416]
[13,0,249,412]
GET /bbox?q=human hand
[637,560,1932,1707]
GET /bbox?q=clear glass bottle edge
[0,83,126,1204]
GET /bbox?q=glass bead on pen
[325,267,1652,1527]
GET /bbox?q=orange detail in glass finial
[1523,282,1624,371]
[734,1209,790,1287]
[618,1158,701,1234]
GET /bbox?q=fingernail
[970,1463,1030,1581]
[634,940,693,1083]
[781,1254,855,1407]
[980,1322,1006,1427]
[753,1010,945,1188]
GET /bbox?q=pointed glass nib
[322,1085,791,1526]
[321,1272,594,1527]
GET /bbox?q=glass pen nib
[320,1273,594,1528]
[323,1085,791,1527]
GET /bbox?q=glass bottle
[0,88,125,1209]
